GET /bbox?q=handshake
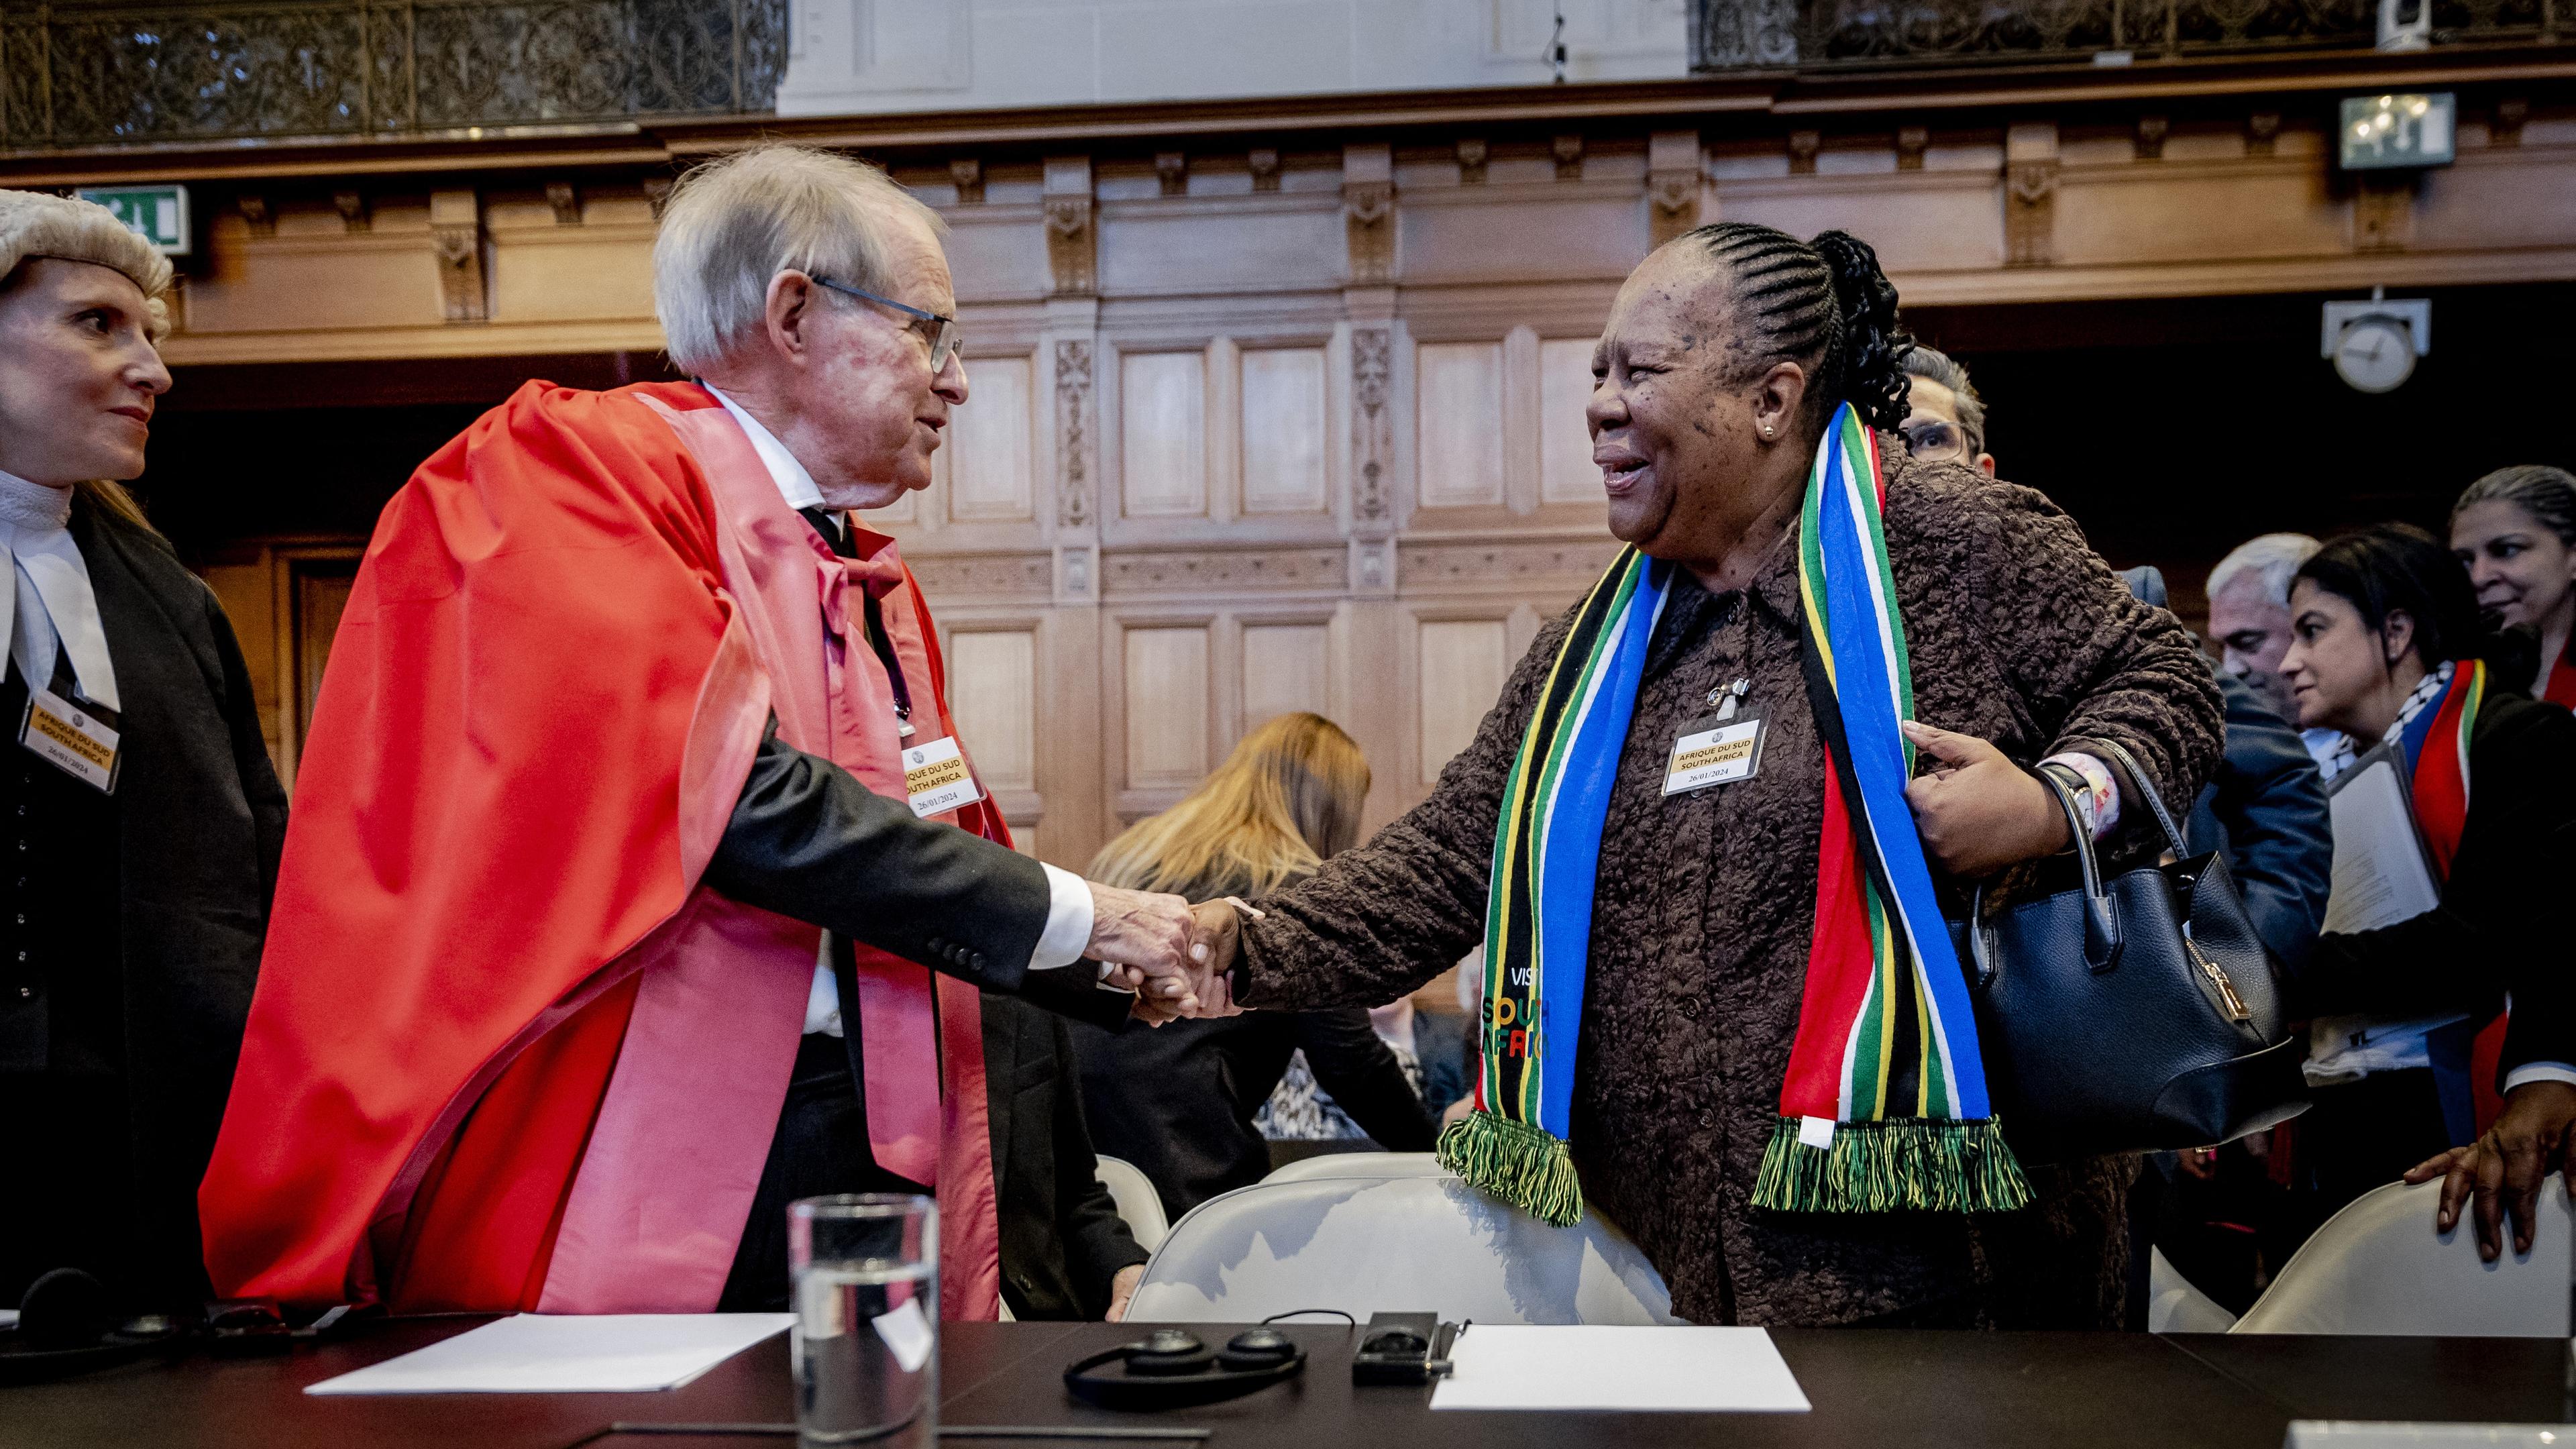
[1080,884,1257,1024]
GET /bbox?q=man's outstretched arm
[704,720,1203,1005]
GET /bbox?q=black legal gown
[0,493,287,1314]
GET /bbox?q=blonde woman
[1069,713,1436,1216]
[0,191,286,1322]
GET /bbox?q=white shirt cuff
[2504,1062,2576,1093]
[1032,863,1094,970]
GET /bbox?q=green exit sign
[74,184,191,256]
[2339,93,2456,171]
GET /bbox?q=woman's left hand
[1900,721,2072,877]
[1105,1263,1144,1322]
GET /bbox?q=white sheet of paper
[2321,746,2443,936]
[303,1313,794,1395]
[1429,1326,1810,1413]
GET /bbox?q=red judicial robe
[201,381,1004,1316]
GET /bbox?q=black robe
[0,494,287,1312]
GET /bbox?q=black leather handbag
[1944,738,2309,1164]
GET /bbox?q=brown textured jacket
[1234,449,2224,1328]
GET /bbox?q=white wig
[2207,532,2322,609]
[653,144,945,375]
[0,189,174,341]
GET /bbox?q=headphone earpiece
[1063,1328,1307,1410]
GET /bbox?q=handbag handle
[2032,763,2123,973]
[2079,736,2188,861]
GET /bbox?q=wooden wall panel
[1538,337,1601,506]
[951,354,1037,522]
[1122,624,1213,786]
[1241,622,1332,729]
[1415,341,1506,510]
[1239,348,1330,515]
[949,629,1038,790]
[1120,351,1209,518]
[1414,617,1509,785]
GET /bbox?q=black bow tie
[798,506,857,559]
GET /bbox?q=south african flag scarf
[1436,404,2033,1224]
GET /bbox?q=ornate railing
[0,0,785,148]
[1690,0,2556,68]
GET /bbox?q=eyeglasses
[1898,417,1976,464]
[810,276,963,372]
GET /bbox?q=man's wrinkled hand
[1901,720,2072,877]
[2402,1080,2576,1260]
[1083,882,1203,1014]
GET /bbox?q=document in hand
[1428,1326,1811,1412]
[303,1313,794,1395]
[2321,743,2443,936]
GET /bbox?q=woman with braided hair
[1175,223,2222,1328]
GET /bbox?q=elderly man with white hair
[0,192,287,1324]
[202,145,1201,1320]
[2206,532,2324,727]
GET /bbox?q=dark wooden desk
[2,1318,2561,1449]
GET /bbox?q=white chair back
[1124,1175,1680,1326]
[2146,1247,2239,1333]
[1260,1151,1453,1185]
[2233,1176,2574,1336]
[1093,1155,1170,1254]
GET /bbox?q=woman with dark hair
[0,191,288,1322]
[2279,524,2576,1260]
[1175,224,2222,1329]
[2451,466,2576,708]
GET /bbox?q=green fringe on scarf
[1750,1116,2035,1214]
[1437,1110,1585,1228]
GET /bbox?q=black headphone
[1063,1328,1305,1410]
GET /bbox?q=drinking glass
[789,1193,937,1447]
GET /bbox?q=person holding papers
[2274,525,2576,1258]
[199,146,1208,1320]
[0,192,290,1324]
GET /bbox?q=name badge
[902,736,983,818]
[1664,709,1764,796]
[20,686,120,793]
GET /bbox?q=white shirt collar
[700,384,824,513]
[0,468,117,711]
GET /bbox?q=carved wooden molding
[2355,175,2414,252]
[1646,130,1701,248]
[237,194,274,237]
[546,181,580,225]
[907,551,1052,598]
[2135,115,2169,160]
[1249,148,1281,193]
[2004,160,2059,267]
[643,176,673,219]
[1350,326,1393,527]
[1788,130,1819,175]
[1156,152,1187,197]
[1553,134,1585,180]
[950,158,985,203]
[1102,547,1349,596]
[1457,138,1488,184]
[1344,180,1394,282]
[1042,196,1097,297]
[333,191,369,232]
[428,190,486,323]
[2493,98,2528,146]
[2247,113,2281,157]
[1054,339,1095,529]
[1399,538,1623,590]
[1896,125,1928,171]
